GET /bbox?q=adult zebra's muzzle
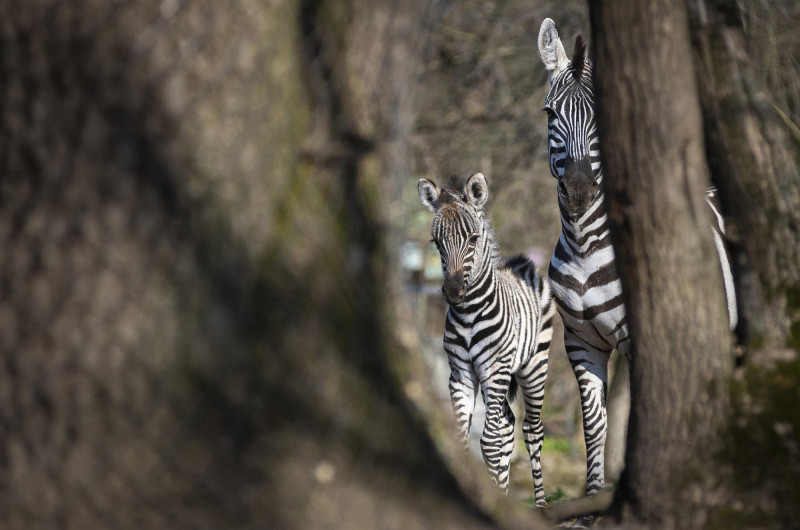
[560,155,598,216]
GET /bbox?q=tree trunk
[589,1,732,525]
[687,0,800,356]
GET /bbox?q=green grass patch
[545,487,570,503]
[524,488,569,508]
[542,436,572,455]
[523,496,538,509]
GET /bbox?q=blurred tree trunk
[687,0,800,356]
[589,0,732,526]
[0,1,538,528]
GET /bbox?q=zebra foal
[418,172,555,506]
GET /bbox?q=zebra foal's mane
[431,175,504,268]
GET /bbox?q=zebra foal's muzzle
[442,270,467,305]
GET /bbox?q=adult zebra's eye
[542,106,556,120]
[469,234,479,244]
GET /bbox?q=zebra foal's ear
[465,172,489,210]
[538,18,569,77]
[418,178,440,213]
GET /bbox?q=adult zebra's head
[418,173,494,305]
[538,18,601,219]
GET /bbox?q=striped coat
[418,172,555,506]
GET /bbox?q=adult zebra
[418,172,555,506]
[536,18,737,496]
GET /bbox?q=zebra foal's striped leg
[479,370,516,492]
[564,330,611,495]
[517,352,549,507]
[448,364,478,449]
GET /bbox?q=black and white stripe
[705,186,738,331]
[538,18,737,496]
[418,173,556,506]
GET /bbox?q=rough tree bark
[687,0,800,355]
[589,1,732,526]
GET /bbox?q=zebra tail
[507,378,518,404]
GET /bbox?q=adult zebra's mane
[572,35,586,79]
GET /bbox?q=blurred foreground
[1,0,798,528]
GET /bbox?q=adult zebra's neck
[557,176,612,258]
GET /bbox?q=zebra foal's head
[418,173,491,305]
[538,18,602,219]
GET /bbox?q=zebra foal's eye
[468,234,479,244]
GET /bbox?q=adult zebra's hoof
[557,515,594,528]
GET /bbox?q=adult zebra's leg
[448,364,478,449]
[479,369,516,492]
[517,349,549,507]
[565,330,611,495]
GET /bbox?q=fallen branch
[543,490,615,523]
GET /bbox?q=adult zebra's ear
[418,178,440,213]
[538,18,569,77]
[465,172,489,210]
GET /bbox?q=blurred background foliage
[0,0,798,528]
